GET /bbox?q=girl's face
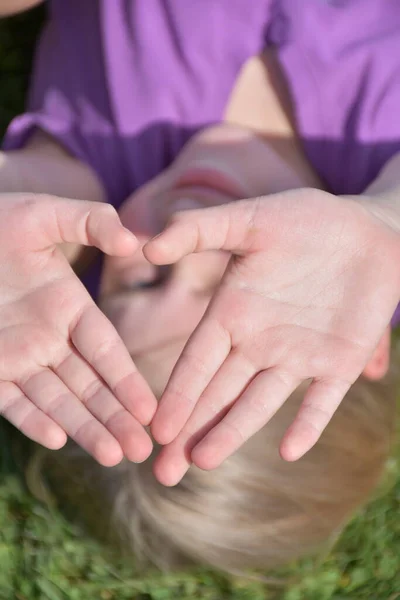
[98,124,391,396]
[98,124,317,395]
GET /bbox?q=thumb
[36,195,138,256]
[143,198,262,264]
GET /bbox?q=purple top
[3,0,400,323]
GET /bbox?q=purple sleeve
[2,1,127,206]
[271,0,400,197]
[2,0,273,299]
[3,0,273,211]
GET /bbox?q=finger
[0,381,67,450]
[33,196,138,255]
[279,378,351,462]
[143,198,262,264]
[70,304,157,426]
[153,408,226,487]
[151,317,231,445]
[153,351,257,486]
[54,350,153,463]
[191,368,300,471]
[19,368,124,467]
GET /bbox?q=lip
[173,166,248,200]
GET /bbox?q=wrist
[353,153,400,235]
[364,153,400,198]
[0,132,105,202]
[357,195,400,236]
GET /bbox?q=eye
[122,266,170,292]
[125,279,160,291]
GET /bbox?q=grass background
[0,6,399,599]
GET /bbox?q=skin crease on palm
[0,49,327,474]
[1,47,395,484]
[98,124,395,487]
[99,124,292,399]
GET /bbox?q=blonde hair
[26,357,398,575]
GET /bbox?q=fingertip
[136,395,158,427]
[150,417,176,446]
[94,438,124,467]
[44,427,68,451]
[191,444,222,471]
[142,237,171,265]
[114,228,139,256]
[115,372,157,426]
[279,418,322,462]
[126,432,153,464]
[279,431,311,462]
[279,441,302,462]
[152,451,189,487]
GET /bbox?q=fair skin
[97,123,395,487]
[99,123,320,401]
[0,136,157,467]
[147,188,397,485]
[0,191,157,466]
[0,48,314,467]
[0,121,312,468]
[0,25,397,483]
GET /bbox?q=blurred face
[98,125,303,396]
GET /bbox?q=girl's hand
[146,189,400,485]
[0,194,156,466]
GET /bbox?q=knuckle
[167,384,195,408]
[184,352,208,377]
[91,337,119,365]
[104,407,127,431]
[299,401,331,431]
[0,396,15,417]
[71,417,94,443]
[45,392,70,418]
[97,202,118,219]
[202,395,221,417]
[80,379,104,406]
[224,419,246,444]
[86,203,118,237]
[246,392,270,417]
[274,368,296,390]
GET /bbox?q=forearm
[0,131,104,200]
[361,152,400,234]
[0,131,105,263]
[0,0,43,17]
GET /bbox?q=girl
[0,0,398,572]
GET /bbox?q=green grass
[0,8,44,137]
[1,7,400,600]
[0,418,400,600]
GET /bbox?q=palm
[0,195,156,465]
[147,190,400,485]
